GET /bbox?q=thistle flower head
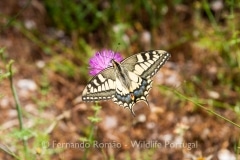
[89,49,123,76]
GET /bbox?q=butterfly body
[82,50,170,115]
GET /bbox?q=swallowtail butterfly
[82,50,170,115]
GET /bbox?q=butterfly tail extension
[82,49,170,115]
[128,103,136,116]
[113,79,153,115]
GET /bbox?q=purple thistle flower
[89,49,123,76]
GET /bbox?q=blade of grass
[0,0,32,32]
[161,86,240,129]
[202,0,219,32]
[0,144,20,160]
[172,87,240,129]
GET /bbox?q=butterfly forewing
[82,50,170,115]
[121,50,170,78]
[82,67,116,101]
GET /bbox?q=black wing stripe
[82,67,116,101]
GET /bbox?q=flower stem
[83,103,101,160]
[7,60,29,157]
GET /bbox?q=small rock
[25,103,38,115]
[159,133,173,142]
[207,90,220,99]
[7,109,17,118]
[36,60,45,68]
[137,114,146,123]
[140,31,151,48]
[24,20,36,30]
[211,0,224,12]
[102,116,118,130]
[0,97,10,109]
[146,122,156,129]
[17,79,37,91]
[218,149,236,160]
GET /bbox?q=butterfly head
[111,59,121,70]
[83,49,170,116]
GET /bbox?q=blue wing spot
[125,94,131,103]
[115,79,150,104]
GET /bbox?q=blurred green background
[0,0,240,159]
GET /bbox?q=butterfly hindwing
[82,67,116,101]
[82,49,170,115]
[113,70,153,115]
[121,50,170,78]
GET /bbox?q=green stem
[173,88,240,129]
[8,60,29,157]
[83,126,95,160]
[83,103,101,160]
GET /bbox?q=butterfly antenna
[112,42,121,60]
